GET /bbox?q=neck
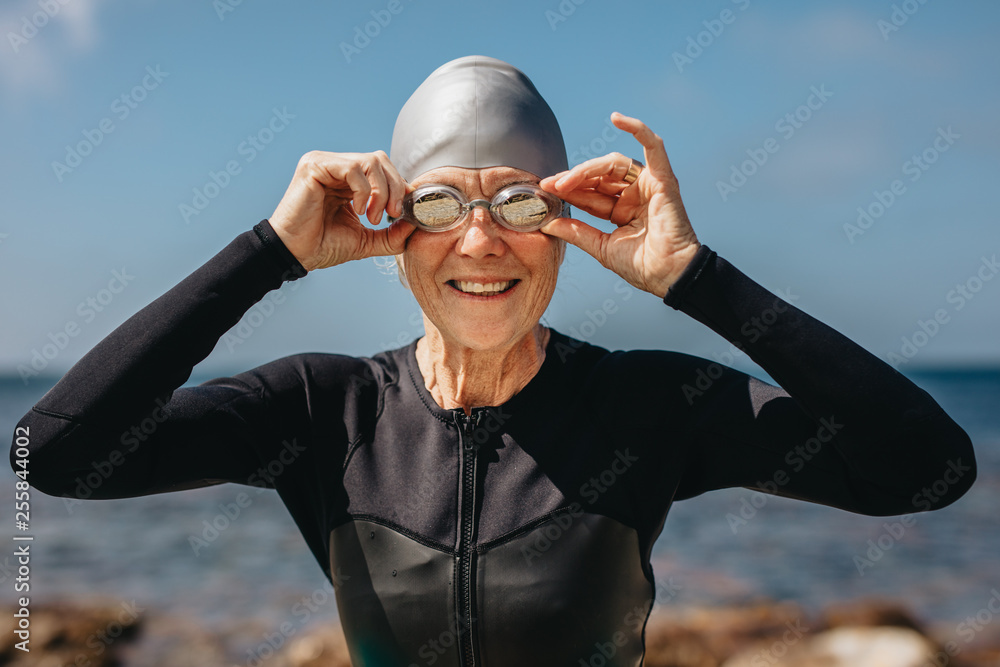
[415,322,550,415]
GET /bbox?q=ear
[396,253,410,290]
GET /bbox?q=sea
[1,368,998,642]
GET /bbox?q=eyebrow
[491,177,538,194]
[423,176,538,197]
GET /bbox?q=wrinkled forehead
[408,166,540,195]
[390,56,567,183]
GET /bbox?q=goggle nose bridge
[397,182,567,232]
[454,198,501,224]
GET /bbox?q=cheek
[532,240,563,281]
[401,242,445,298]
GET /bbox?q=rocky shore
[2,598,999,667]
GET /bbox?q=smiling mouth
[447,279,520,297]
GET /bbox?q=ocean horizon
[2,366,998,640]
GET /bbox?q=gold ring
[623,159,643,185]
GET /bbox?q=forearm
[35,222,302,419]
[13,221,308,495]
[665,245,976,510]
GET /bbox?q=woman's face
[397,166,565,351]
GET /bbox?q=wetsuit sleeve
[660,245,976,515]
[11,221,312,499]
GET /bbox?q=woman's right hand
[268,150,416,271]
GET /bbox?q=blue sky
[2,0,998,385]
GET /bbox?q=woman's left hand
[539,112,701,298]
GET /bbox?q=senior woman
[16,56,975,666]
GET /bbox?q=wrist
[253,220,309,281]
[653,239,702,298]
[662,243,716,308]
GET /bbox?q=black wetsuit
[13,221,976,667]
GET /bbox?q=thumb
[368,218,416,257]
[540,217,607,265]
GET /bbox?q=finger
[551,188,619,221]
[366,218,416,257]
[335,197,363,226]
[385,218,416,254]
[541,159,601,191]
[544,153,640,198]
[539,216,607,266]
[342,166,372,218]
[538,172,568,194]
[551,154,623,191]
[610,112,674,178]
[363,155,391,225]
[556,175,631,196]
[375,151,408,219]
[299,151,362,195]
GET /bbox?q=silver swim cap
[390,55,568,182]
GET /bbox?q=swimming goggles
[390,183,569,232]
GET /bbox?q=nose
[454,207,506,259]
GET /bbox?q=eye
[412,192,461,228]
[497,193,549,228]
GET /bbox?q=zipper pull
[460,410,483,449]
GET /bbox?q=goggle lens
[398,184,565,232]
[496,193,549,228]
[412,192,462,228]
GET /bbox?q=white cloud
[759,122,899,197]
[0,0,105,101]
[60,0,101,50]
[781,8,885,60]
[737,7,959,77]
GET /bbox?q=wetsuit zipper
[456,409,483,667]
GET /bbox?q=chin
[445,320,531,351]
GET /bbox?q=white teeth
[454,280,515,295]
